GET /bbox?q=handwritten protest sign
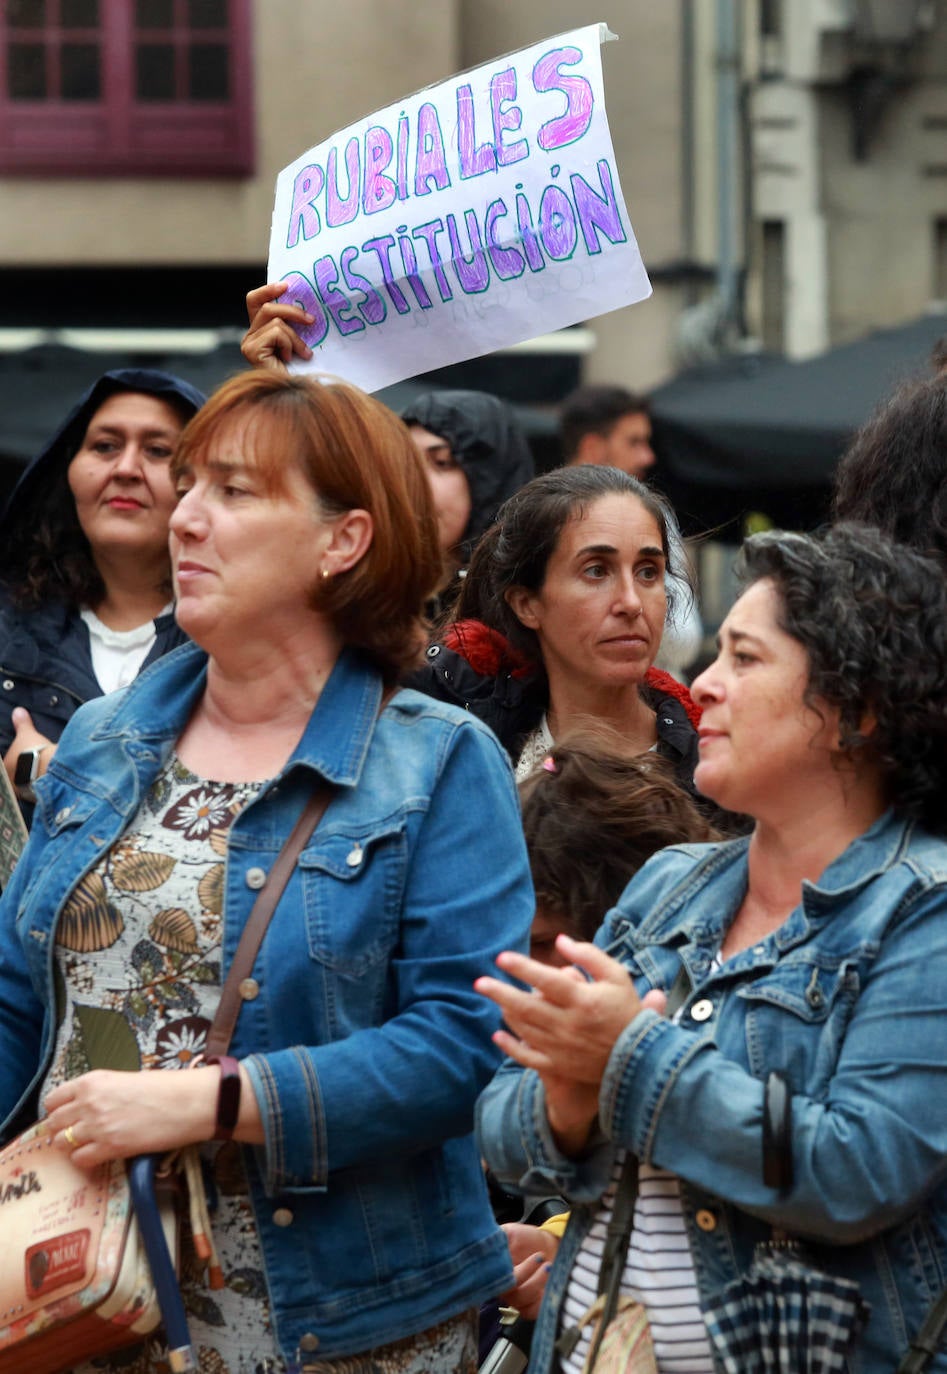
[267,23,651,392]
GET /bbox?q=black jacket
[0,598,188,756]
[408,642,702,796]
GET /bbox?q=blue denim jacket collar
[628,808,909,947]
[86,640,384,789]
[615,809,914,995]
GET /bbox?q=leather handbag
[0,780,335,1374]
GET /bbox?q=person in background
[477,523,947,1374]
[400,389,534,614]
[832,372,947,566]
[559,383,703,681]
[0,369,205,818]
[498,733,716,1325]
[239,284,534,615]
[521,734,717,968]
[559,385,656,478]
[0,370,534,1373]
[412,465,703,791]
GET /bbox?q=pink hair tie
[542,755,558,774]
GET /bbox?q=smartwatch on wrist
[13,745,50,803]
[204,1054,242,1142]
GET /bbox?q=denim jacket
[477,812,947,1373]
[0,641,534,1361]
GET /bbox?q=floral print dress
[42,754,281,1374]
[42,754,479,1374]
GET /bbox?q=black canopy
[650,313,946,533]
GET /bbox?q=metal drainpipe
[716,0,741,342]
[680,0,697,306]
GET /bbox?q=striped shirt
[559,1154,714,1373]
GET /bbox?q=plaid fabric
[703,1244,870,1374]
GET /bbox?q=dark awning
[649,313,946,532]
[651,313,947,488]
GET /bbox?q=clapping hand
[476,935,666,1154]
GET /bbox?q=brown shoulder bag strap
[203,782,334,1059]
[203,682,397,1059]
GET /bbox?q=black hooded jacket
[400,390,535,561]
[0,369,205,757]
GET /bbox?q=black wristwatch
[13,745,51,803]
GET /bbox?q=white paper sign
[267,23,651,392]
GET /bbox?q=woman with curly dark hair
[832,372,947,569]
[478,523,947,1374]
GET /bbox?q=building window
[761,219,786,352]
[0,0,253,175]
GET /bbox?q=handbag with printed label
[0,1124,178,1374]
[0,779,337,1374]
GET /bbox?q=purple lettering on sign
[286,164,325,249]
[490,68,528,167]
[457,83,497,179]
[279,272,330,347]
[362,235,411,313]
[533,46,594,152]
[326,138,360,229]
[362,126,397,216]
[515,190,546,273]
[415,103,451,196]
[340,246,387,325]
[538,185,578,261]
[396,114,410,201]
[447,210,491,294]
[571,161,628,253]
[314,255,364,336]
[396,227,433,309]
[412,220,454,302]
[485,199,525,280]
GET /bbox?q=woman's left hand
[3,708,55,786]
[43,1067,219,1168]
[475,935,650,1086]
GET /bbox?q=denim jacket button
[54,807,73,825]
[273,1207,294,1227]
[299,1333,320,1352]
[691,998,714,1023]
[346,843,363,868]
[2,679,12,691]
[696,1208,718,1231]
[246,866,267,890]
[239,977,260,1001]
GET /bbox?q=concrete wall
[744,3,947,355]
[0,2,457,266]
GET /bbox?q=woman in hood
[400,388,534,608]
[0,368,205,816]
